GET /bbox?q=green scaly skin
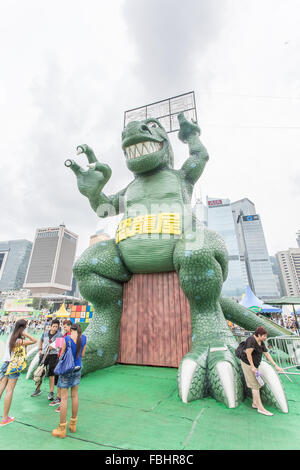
[65,114,290,411]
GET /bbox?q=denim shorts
[57,368,82,389]
[0,361,21,380]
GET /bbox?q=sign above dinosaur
[124,91,197,133]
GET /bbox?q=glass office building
[206,197,246,298]
[0,240,33,291]
[231,200,279,299]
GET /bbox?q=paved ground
[1,334,300,450]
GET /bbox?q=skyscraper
[0,240,32,291]
[269,256,285,297]
[231,199,279,299]
[193,198,208,226]
[296,231,300,248]
[205,197,246,297]
[24,224,78,295]
[276,248,300,297]
[89,229,110,246]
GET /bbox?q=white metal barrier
[266,336,300,375]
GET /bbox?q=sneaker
[49,398,61,406]
[0,416,15,426]
[48,392,54,401]
[55,405,61,413]
[31,389,41,397]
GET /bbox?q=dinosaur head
[122,118,174,174]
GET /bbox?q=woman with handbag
[239,326,284,416]
[52,323,87,438]
[50,319,72,410]
[0,319,37,426]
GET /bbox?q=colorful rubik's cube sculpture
[70,304,94,324]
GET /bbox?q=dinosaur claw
[179,358,198,403]
[215,361,236,408]
[87,163,96,169]
[76,146,84,155]
[178,349,208,403]
[259,361,288,413]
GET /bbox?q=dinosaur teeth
[125,141,162,159]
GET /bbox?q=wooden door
[117,272,191,368]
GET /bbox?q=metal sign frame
[124,91,197,133]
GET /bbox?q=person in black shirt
[240,326,284,416]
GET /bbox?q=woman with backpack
[238,326,284,416]
[52,323,87,438]
[0,319,37,426]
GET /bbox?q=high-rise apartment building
[276,248,300,297]
[0,240,32,291]
[24,225,78,295]
[205,197,246,297]
[231,199,279,299]
[269,256,285,297]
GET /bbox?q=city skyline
[1,190,300,259]
[1,1,299,259]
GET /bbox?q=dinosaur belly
[117,236,178,273]
[115,207,183,273]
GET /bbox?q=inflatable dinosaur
[27,113,289,412]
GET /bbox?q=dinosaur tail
[220,296,293,338]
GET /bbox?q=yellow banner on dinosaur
[116,213,181,243]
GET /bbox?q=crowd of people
[227,313,300,336]
[0,319,47,336]
[0,318,87,438]
[0,310,297,434]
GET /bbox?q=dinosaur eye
[149,122,158,128]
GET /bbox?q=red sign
[208,200,223,206]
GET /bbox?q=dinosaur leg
[174,228,288,412]
[174,228,243,408]
[72,239,131,375]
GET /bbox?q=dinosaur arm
[91,186,127,219]
[180,138,209,185]
[220,296,293,337]
[177,113,209,185]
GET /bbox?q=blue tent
[240,286,282,314]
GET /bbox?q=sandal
[258,409,273,416]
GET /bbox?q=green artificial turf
[0,361,300,450]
